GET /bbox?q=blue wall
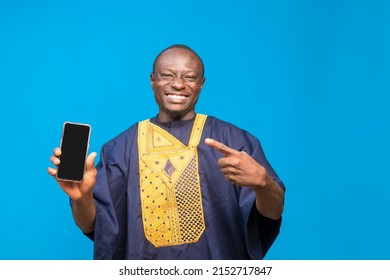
[1,0,389,259]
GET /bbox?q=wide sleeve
[89,127,135,259]
[239,138,285,259]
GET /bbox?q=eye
[160,73,174,80]
[184,75,197,82]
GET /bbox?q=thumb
[86,152,97,170]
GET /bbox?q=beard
[163,105,195,120]
[166,108,190,120]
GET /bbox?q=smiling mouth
[166,94,188,101]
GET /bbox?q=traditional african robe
[86,114,285,259]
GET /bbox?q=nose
[171,76,186,90]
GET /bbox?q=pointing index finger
[205,138,239,157]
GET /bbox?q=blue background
[1,0,389,260]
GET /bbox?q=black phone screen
[57,122,91,182]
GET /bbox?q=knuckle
[232,159,240,168]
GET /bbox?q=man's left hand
[205,138,270,189]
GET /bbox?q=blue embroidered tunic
[85,114,285,259]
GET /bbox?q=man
[48,44,285,259]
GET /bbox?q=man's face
[151,48,205,122]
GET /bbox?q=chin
[165,108,193,120]
[167,110,186,120]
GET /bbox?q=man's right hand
[48,148,97,201]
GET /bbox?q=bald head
[150,44,205,122]
[152,44,205,78]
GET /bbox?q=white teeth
[167,94,186,100]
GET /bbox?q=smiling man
[151,45,205,121]
[48,44,285,259]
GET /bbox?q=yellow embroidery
[138,114,207,247]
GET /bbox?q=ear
[200,76,206,90]
[150,72,155,89]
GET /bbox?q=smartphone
[56,122,91,182]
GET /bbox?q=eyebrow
[159,68,200,74]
